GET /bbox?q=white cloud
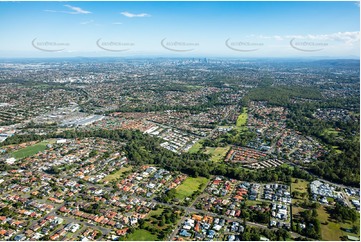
[44,10,59,13]
[80,20,94,25]
[286,32,360,45]
[120,11,150,18]
[44,5,91,14]
[257,32,359,45]
[112,22,123,25]
[259,35,284,41]
[64,5,91,14]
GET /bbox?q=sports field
[12,140,51,160]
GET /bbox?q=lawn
[291,178,309,204]
[139,207,181,240]
[175,176,208,200]
[332,146,343,154]
[316,206,360,241]
[148,208,164,218]
[280,163,294,170]
[185,85,203,90]
[236,108,248,127]
[291,205,305,216]
[353,134,360,143]
[291,178,308,194]
[144,208,168,230]
[102,166,132,182]
[188,141,203,154]
[205,147,215,155]
[205,146,231,162]
[127,229,158,241]
[11,140,50,160]
[245,200,264,206]
[322,128,340,136]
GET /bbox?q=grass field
[317,206,360,241]
[331,145,343,154]
[291,205,305,216]
[291,178,309,205]
[102,166,132,182]
[185,85,203,90]
[245,200,264,206]
[188,141,203,154]
[127,229,158,241]
[353,134,360,143]
[205,146,231,162]
[148,208,164,218]
[143,208,169,230]
[236,108,248,127]
[291,178,308,194]
[12,140,51,160]
[175,176,208,200]
[138,207,181,240]
[280,163,294,170]
[321,128,342,154]
[322,128,340,136]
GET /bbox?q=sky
[0,1,359,58]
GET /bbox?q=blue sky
[0,1,359,58]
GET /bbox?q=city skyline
[0,1,359,58]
